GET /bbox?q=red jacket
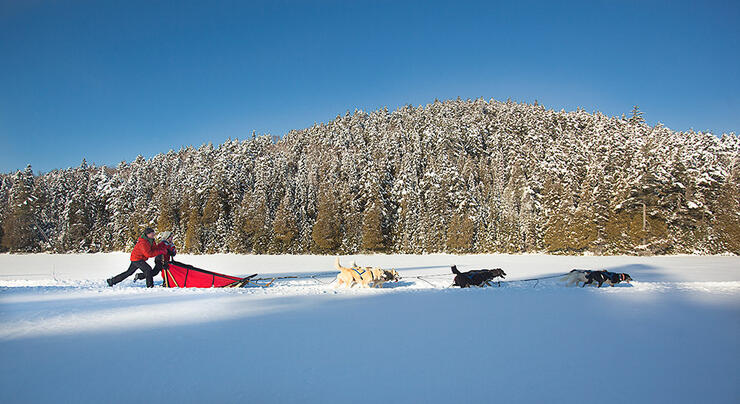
[156,241,177,262]
[130,237,165,262]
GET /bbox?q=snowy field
[1,253,739,403]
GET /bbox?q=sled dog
[451,265,506,288]
[559,269,591,287]
[334,258,400,288]
[372,268,401,288]
[334,258,359,288]
[583,270,632,288]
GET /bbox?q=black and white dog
[451,265,506,288]
[561,269,633,287]
[582,270,632,288]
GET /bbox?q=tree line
[1,98,738,255]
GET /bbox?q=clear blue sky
[1,0,738,173]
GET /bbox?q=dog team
[334,258,632,289]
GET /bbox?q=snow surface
[1,253,739,403]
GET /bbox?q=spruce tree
[156,189,177,234]
[446,213,476,252]
[312,187,340,252]
[628,105,645,125]
[712,161,740,254]
[184,202,203,253]
[360,197,385,251]
[272,194,297,251]
[1,166,36,252]
[238,194,270,253]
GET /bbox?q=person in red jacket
[107,227,165,288]
[135,231,176,283]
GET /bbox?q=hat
[143,227,155,236]
[158,231,173,240]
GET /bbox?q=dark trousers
[135,255,167,283]
[111,260,154,287]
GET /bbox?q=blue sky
[1,0,738,173]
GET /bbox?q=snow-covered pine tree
[1,165,37,252]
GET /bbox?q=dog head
[384,269,400,282]
[620,273,633,283]
[481,268,506,279]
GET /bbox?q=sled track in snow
[2,276,740,298]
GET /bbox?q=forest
[1,98,738,255]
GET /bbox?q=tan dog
[334,258,397,288]
[335,258,376,288]
[354,266,382,288]
[334,258,358,288]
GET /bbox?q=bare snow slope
[1,254,738,403]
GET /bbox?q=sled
[161,260,257,288]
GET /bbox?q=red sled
[161,260,257,288]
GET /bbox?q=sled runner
[161,261,257,288]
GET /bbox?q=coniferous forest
[1,98,738,255]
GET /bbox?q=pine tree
[628,105,645,125]
[1,166,36,252]
[446,213,476,252]
[62,193,92,251]
[713,160,740,254]
[201,186,225,253]
[237,193,270,253]
[184,201,203,253]
[360,197,385,251]
[312,187,340,252]
[272,194,297,251]
[543,180,570,252]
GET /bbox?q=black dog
[451,265,506,288]
[583,270,633,288]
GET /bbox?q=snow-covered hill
[1,254,739,403]
[3,99,739,256]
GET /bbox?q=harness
[352,268,366,277]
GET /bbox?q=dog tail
[451,265,460,274]
[334,257,342,270]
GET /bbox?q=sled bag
[162,261,254,288]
